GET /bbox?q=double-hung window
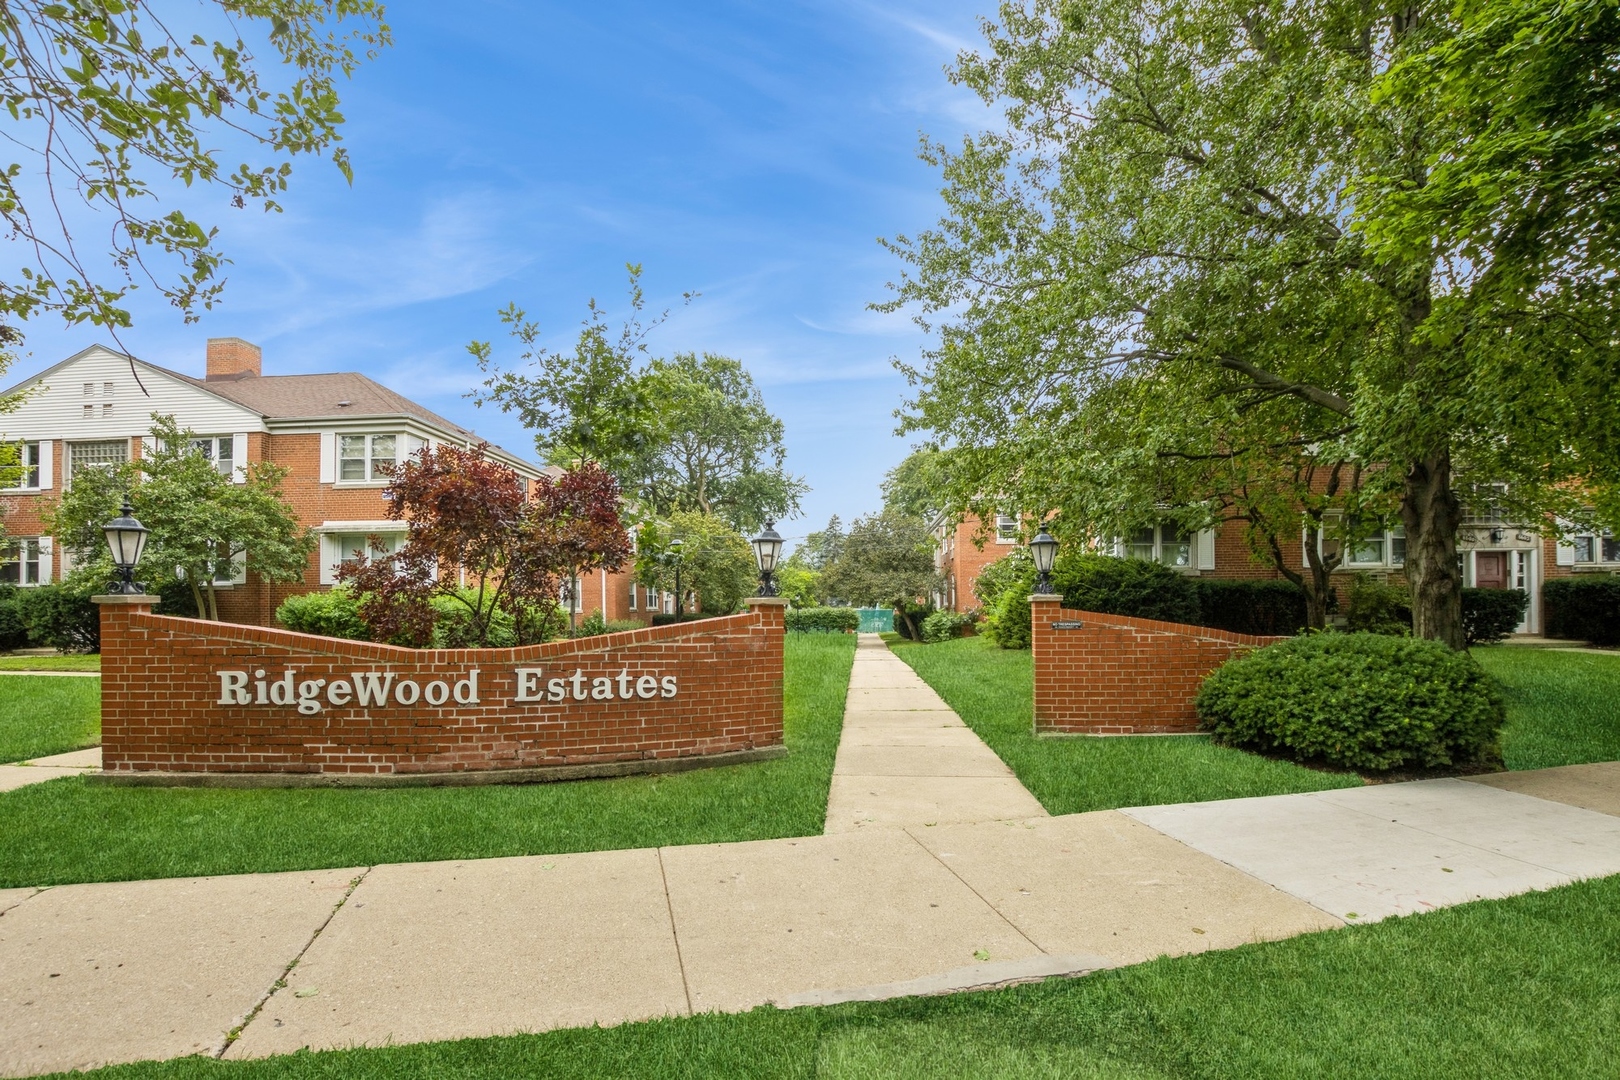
[994,514,1020,544]
[0,539,45,586]
[1126,522,1193,567]
[189,436,236,477]
[5,442,40,489]
[1572,531,1620,566]
[337,433,428,483]
[1348,524,1407,568]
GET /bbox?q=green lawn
[1476,646,1620,770]
[57,873,1620,1079]
[0,674,101,763]
[0,634,854,887]
[0,653,101,671]
[890,636,1360,814]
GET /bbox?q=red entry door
[1475,551,1508,590]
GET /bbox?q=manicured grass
[0,635,854,887]
[0,653,101,671]
[58,872,1620,1079]
[0,674,100,763]
[890,636,1360,814]
[1476,646,1620,770]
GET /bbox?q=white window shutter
[1196,529,1216,570]
[318,536,337,586]
[37,441,52,490]
[319,433,336,483]
[231,433,248,484]
[1556,540,1576,566]
[37,536,53,582]
[140,435,157,460]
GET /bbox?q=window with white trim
[994,514,1019,543]
[1348,524,1407,568]
[1126,522,1193,567]
[189,436,235,477]
[337,433,428,483]
[5,442,41,489]
[332,532,404,570]
[66,439,127,484]
[1572,531,1620,566]
[0,538,45,586]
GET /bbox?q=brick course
[94,596,786,783]
[1029,594,1281,735]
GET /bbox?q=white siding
[0,347,264,444]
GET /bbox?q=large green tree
[0,1,389,348]
[820,509,938,637]
[633,351,806,532]
[47,415,314,619]
[635,511,758,616]
[883,0,1618,649]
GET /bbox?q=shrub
[275,588,371,641]
[982,588,1032,649]
[920,609,976,643]
[785,606,859,633]
[430,592,518,648]
[1191,578,1309,636]
[0,586,27,651]
[650,611,717,627]
[14,575,100,652]
[891,599,935,641]
[1342,574,1412,634]
[571,611,644,638]
[1196,633,1505,771]
[1544,575,1620,646]
[1052,554,1200,624]
[972,548,1034,610]
[1461,588,1530,645]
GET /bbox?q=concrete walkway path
[823,634,1045,833]
[0,748,100,793]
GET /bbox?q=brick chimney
[205,337,262,381]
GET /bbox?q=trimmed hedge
[0,587,28,651]
[13,579,100,653]
[1461,587,1529,645]
[920,609,975,643]
[785,606,859,633]
[1053,554,1200,624]
[1191,578,1308,636]
[1544,575,1620,646]
[1196,633,1505,771]
[650,611,718,627]
[275,588,371,641]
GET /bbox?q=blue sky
[8,0,995,544]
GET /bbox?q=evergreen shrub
[0,586,28,650]
[1053,554,1200,624]
[1196,633,1505,771]
[275,588,371,641]
[1461,588,1529,645]
[13,575,100,652]
[784,606,859,633]
[1191,578,1308,636]
[1543,575,1620,646]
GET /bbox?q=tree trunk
[1400,446,1465,649]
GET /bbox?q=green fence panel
[856,607,893,633]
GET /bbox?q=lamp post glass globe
[103,498,151,594]
[1030,529,1058,595]
[751,520,784,597]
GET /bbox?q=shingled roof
[178,370,473,435]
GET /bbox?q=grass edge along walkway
[0,674,100,764]
[0,634,855,887]
[48,872,1620,1079]
[887,635,1359,815]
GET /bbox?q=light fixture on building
[751,520,784,597]
[1030,528,1058,594]
[103,497,150,594]
[1489,528,1504,544]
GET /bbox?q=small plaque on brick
[1050,620,1084,630]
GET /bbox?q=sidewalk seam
[657,848,695,1016]
[0,885,44,917]
[901,827,1046,955]
[216,866,373,1058]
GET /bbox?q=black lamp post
[1029,528,1058,595]
[103,497,151,594]
[751,520,784,597]
[668,538,684,618]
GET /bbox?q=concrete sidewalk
[824,635,1045,832]
[0,748,100,793]
[6,764,1620,1075]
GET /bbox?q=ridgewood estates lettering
[216,666,679,716]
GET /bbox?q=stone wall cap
[1028,592,1063,602]
[92,593,158,606]
[745,596,790,607]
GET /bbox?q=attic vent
[335,400,352,408]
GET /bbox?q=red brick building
[933,506,1614,637]
[0,340,667,627]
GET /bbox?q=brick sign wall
[1029,594,1281,735]
[93,595,787,786]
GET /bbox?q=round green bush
[983,588,1032,649]
[1053,554,1200,624]
[1196,633,1505,771]
[275,587,371,641]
